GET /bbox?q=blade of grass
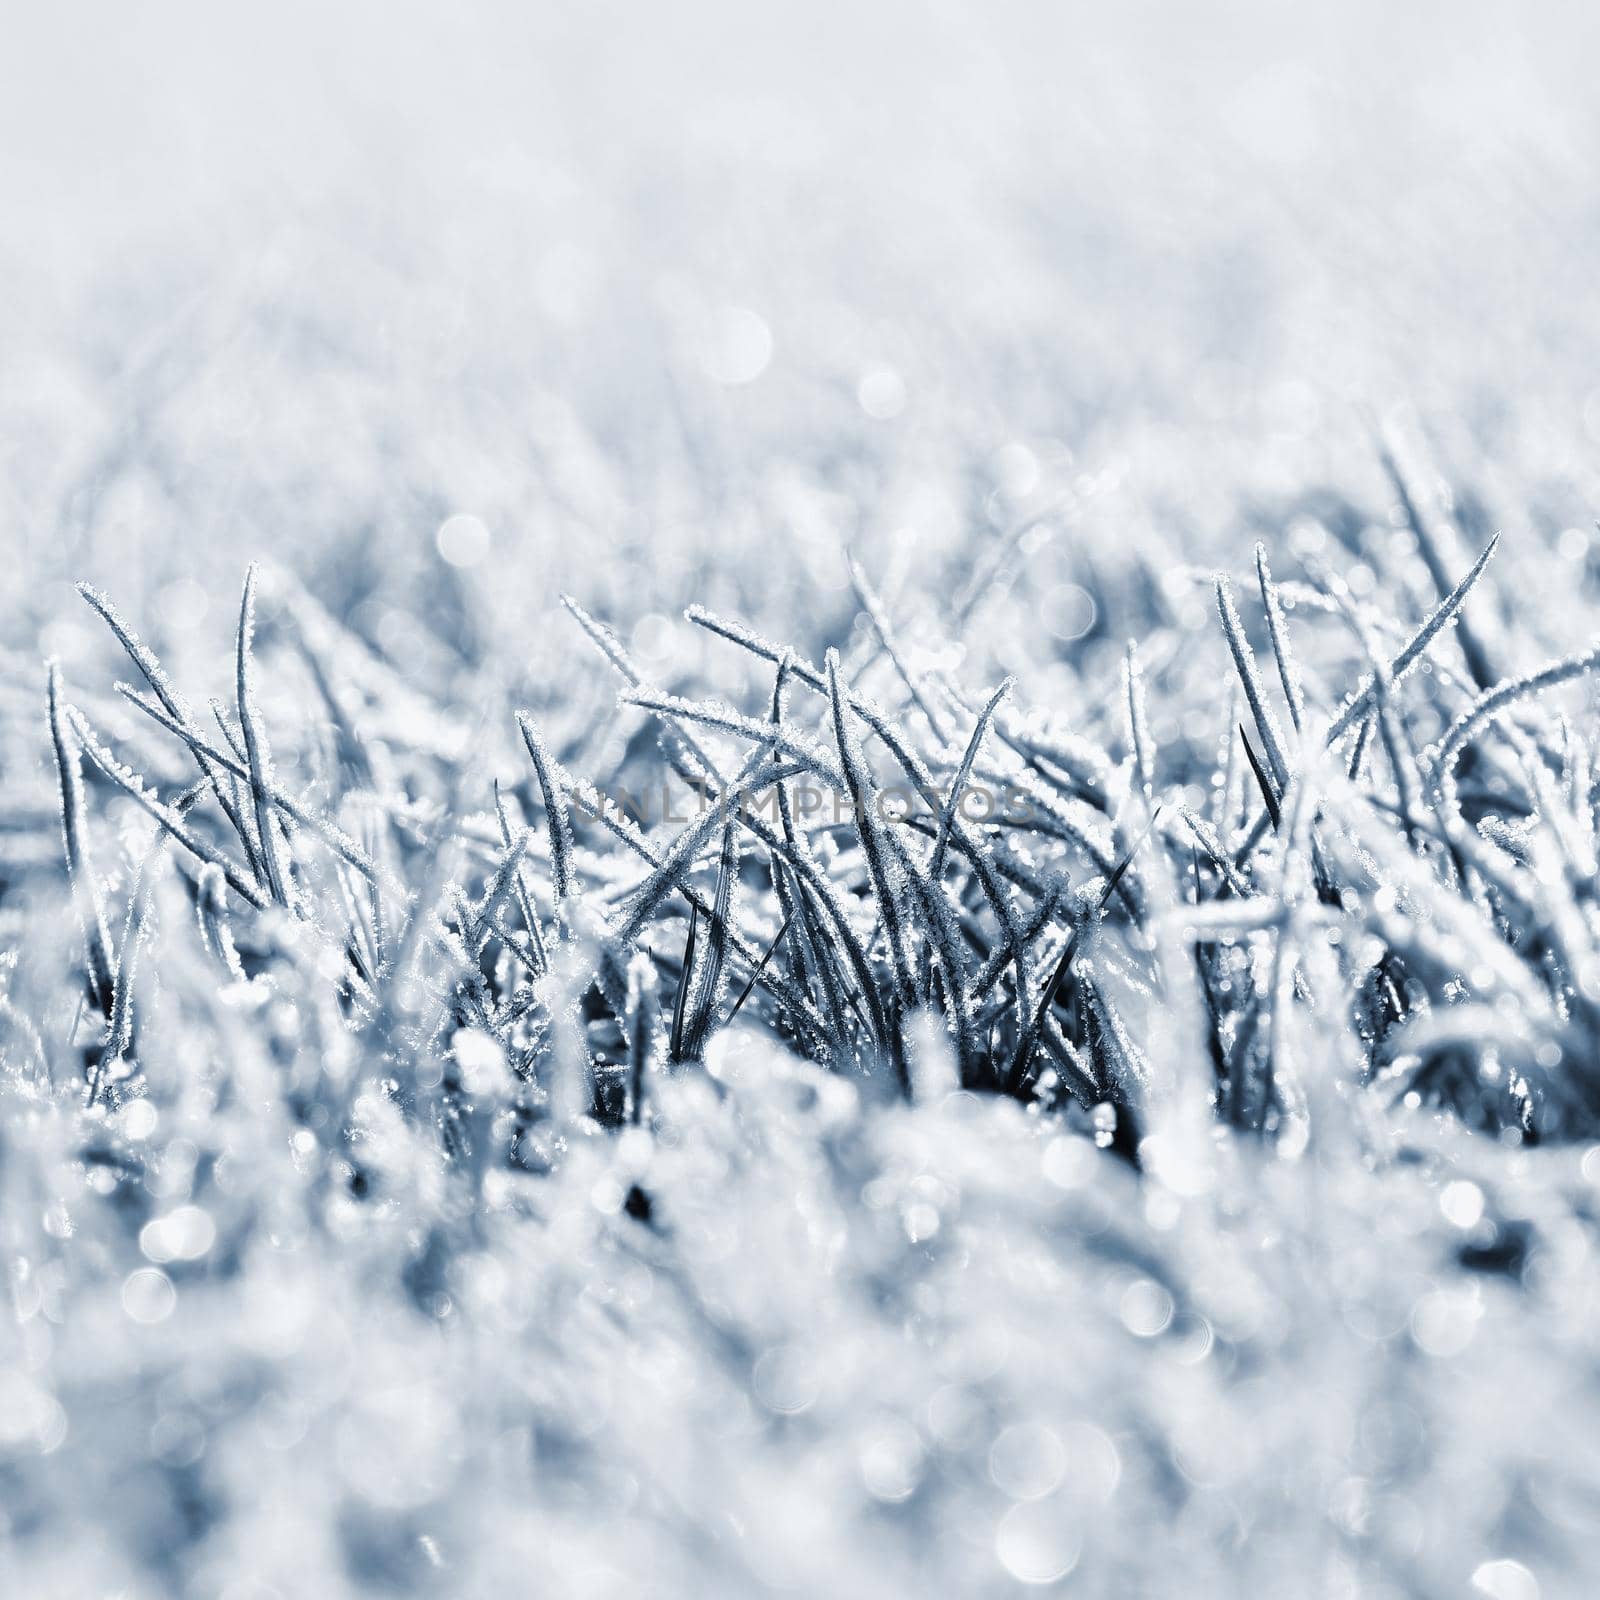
[1239,727,1282,831]
[516,711,577,915]
[680,819,739,1062]
[47,664,116,1017]
[726,909,795,1028]
[1123,642,1154,796]
[1254,543,1306,735]
[1325,533,1500,743]
[1378,444,1496,689]
[667,900,700,1064]
[236,565,293,909]
[1008,810,1158,1086]
[494,779,547,975]
[1216,575,1290,793]
[68,707,270,910]
[825,649,916,1013]
[116,683,386,888]
[77,580,256,857]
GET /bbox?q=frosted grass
[6,6,1600,1594]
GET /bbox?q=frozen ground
[5,4,1600,1597]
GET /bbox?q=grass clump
[7,486,1600,1596]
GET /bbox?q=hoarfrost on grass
[7,2,1600,1596]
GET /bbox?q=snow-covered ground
[5,5,1600,1596]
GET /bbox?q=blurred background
[3,0,1599,686]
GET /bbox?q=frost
[6,23,1600,1594]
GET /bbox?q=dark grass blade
[1008,810,1158,1086]
[566,760,827,1037]
[680,820,739,1062]
[758,657,834,1052]
[1216,575,1290,792]
[763,712,884,1054]
[726,909,795,1029]
[115,684,385,888]
[882,824,976,1083]
[667,900,700,1064]
[688,601,1056,966]
[86,791,196,1107]
[1325,532,1501,744]
[494,779,547,975]
[1079,972,1151,1106]
[688,608,1059,1062]
[205,698,267,881]
[970,879,1065,1005]
[773,853,857,1058]
[78,580,256,858]
[1345,710,1374,780]
[1378,446,1496,690]
[468,827,534,957]
[1239,726,1282,831]
[824,650,917,1010]
[1224,992,1263,1127]
[516,712,577,913]
[47,664,116,1017]
[1177,808,1253,898]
